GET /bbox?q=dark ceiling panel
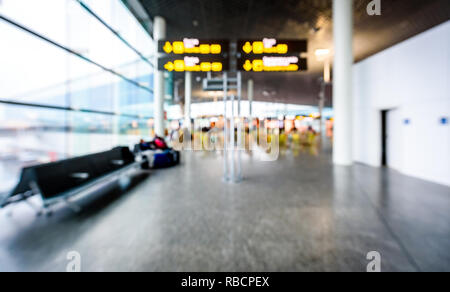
[139,0,449,105]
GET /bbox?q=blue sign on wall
[404,119,410,125]
[441,117,448,125]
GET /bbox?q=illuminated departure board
[237,38,307,72]
[157,38,307,72]
[237,56,307,72]
[238,39,307,55]
[158,38,229,72]
[158,56,229,72]
[158,39,229,55]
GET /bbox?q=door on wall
[381,110,388,166]
[381,109,402,169]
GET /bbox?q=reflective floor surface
[0,150,449,272]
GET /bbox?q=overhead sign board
[157,38,307,72]
[237,38,307,72]
[158,56,229,72]
[238,38,307,55]
[158,39,229,55]
[238,56,307,72]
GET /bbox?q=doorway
[381,109,402,169]
[381,110,388,166]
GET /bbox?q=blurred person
[279,129,288,148]
[169,122,181,147]
[306,126,317,146]
[326,119,334,139]
[201,126,211,151]
[209,122,220,150]
[279,129,288,156]
[291,128,301,157]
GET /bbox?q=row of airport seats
[0,146,180,215]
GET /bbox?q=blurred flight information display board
[237,56,307,72]
[157,38,307,72]
[158,55,229,72]
[158,38,229,72]
[238,39,307,55]
[158,39,229,55]
[237,38,307,72]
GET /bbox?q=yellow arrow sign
[243,60,253,71]
[163,42,173,54]
[164,62,174,71]
[243,42,253,54]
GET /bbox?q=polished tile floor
[0,150,449,272]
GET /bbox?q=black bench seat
[1,147,142,212]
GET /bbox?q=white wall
[353,21,450,186]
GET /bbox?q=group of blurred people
[165,119,330,157]
[277,126,320,156]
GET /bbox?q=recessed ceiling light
[315,49,330,57]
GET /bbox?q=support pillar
[184,71,192,129]
[153,16,166,137]
[236,72,242,181]
[230,95,235,182]
[248,79,255,151]
[319,84,325,136]
[248,79,254,124]
[332,0,353,165]
[223,73,229,181]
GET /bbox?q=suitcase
[144,149,180,169]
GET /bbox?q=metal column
[318,81,326,136]
[248,79,254,124]
[230,94,235,182]
[236,71,243,181]
[223,72,229,181]
[219,72,243,183]
[248,79,255,152]
[184,71,192,130]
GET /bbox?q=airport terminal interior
[0,0,449,272]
